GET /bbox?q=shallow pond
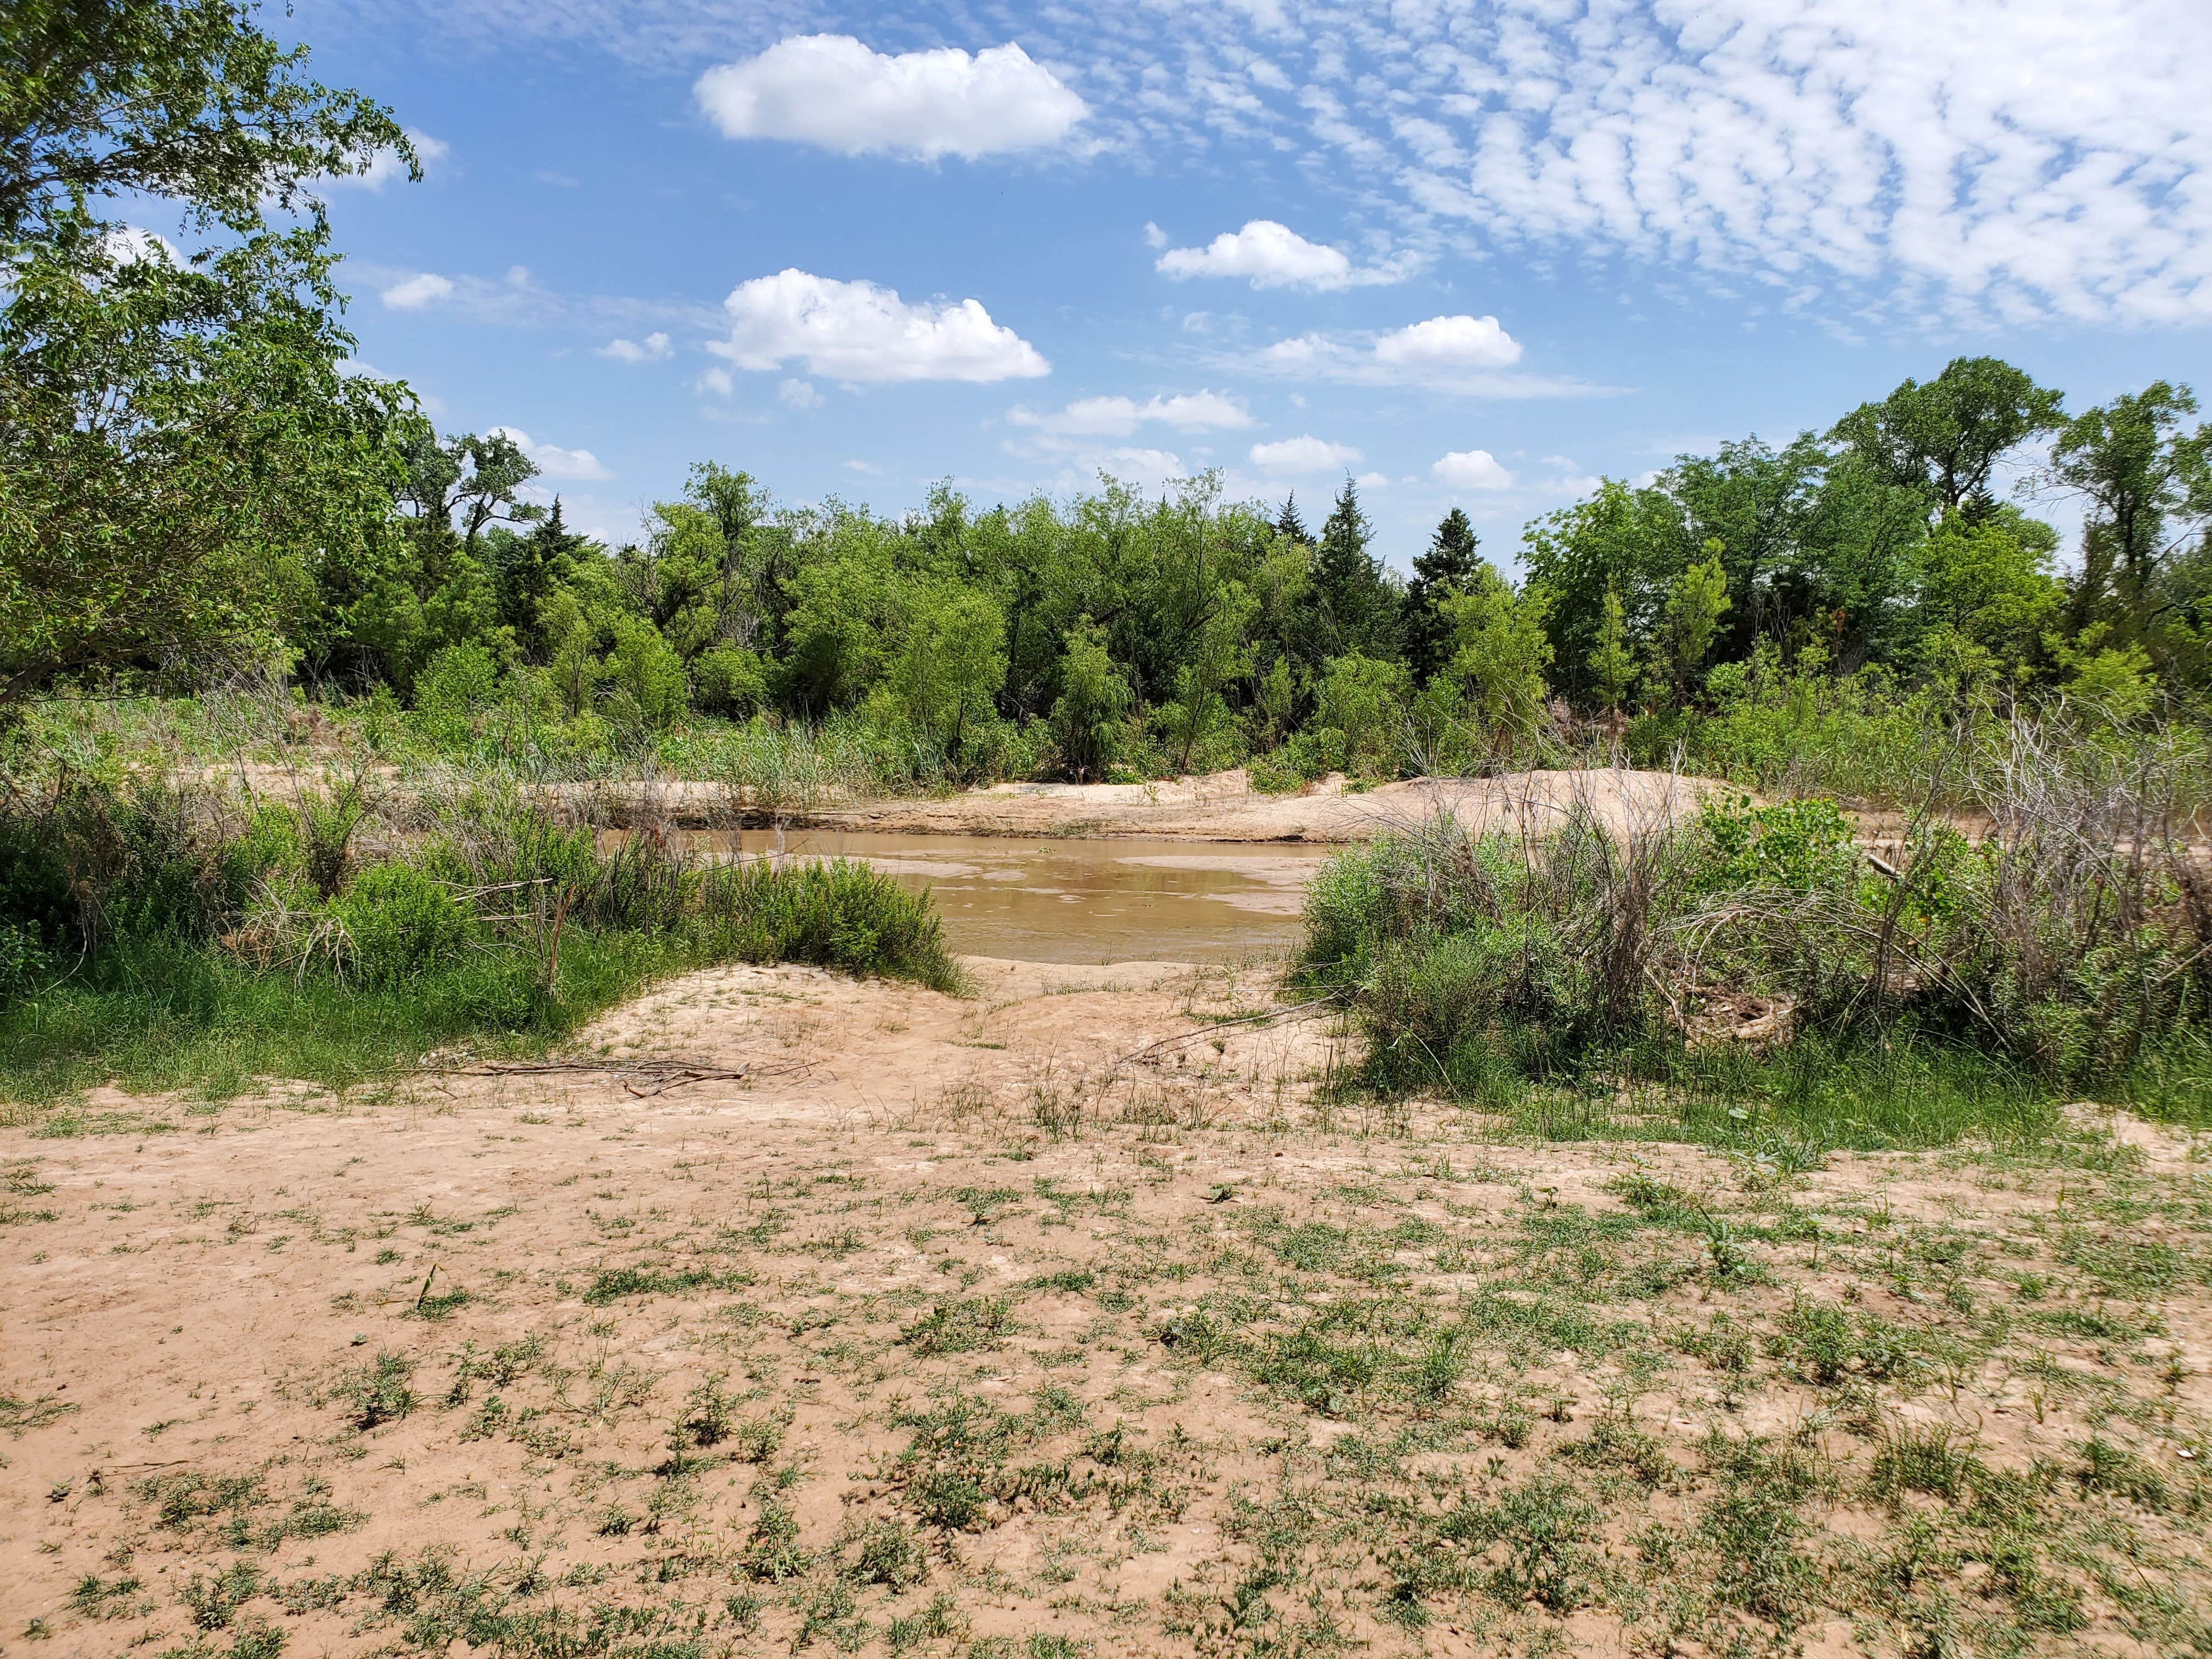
[689,830,1338,963]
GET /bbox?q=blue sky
[282,0,2211,571]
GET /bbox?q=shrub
[334,864,477,985]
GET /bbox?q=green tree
[2049,382,2212,611]
[1419,565,1553,769]
[2,0,410,250]
[888,586,1007,758]
[1830,357,2066,513]
[1048,618,1131,782]
[1911,508,2061,688]
[399,428,544,556]
[1587,587,1637,714]
[496,498,588,660]
[1,224,409,703]
[1160,582,1255,775]
[1316,652,1410,775]
[1520,479,1694,701]
[1310,477,1401,659]
[1650,548,1731,703]
[1,1,411,705]
[1403,507,1481,682]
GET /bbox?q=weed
[334,1351,415,1428]
[901,1296,1013,1355]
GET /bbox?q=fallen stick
[1110,992,1346,1069]
[439,1057,811,1097]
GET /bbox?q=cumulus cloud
[778,377,823,410]
[695,35,1085,160]
[1250,435,1362,473]
[1155,219,1402,290]
[1008,390,1252,437]
[1374,315,1521,371]
[708,269,1048,383]
[842,458,885,476]
[490,426,613,482]
[597,331,671,363]
[381,272,455,310]
[1431,449,1515,490]
[1249,314,1584,396]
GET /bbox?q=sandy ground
[609,767,1731,843]
[5,957,2210,1658]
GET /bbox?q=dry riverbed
[4,957,2211,1659]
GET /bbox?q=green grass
[0,858,962,1110]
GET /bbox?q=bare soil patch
[5,960,2210,1658]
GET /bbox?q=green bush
[334,865,477,985]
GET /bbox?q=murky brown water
[682,830,1337,963]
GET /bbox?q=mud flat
[5,954,2209,1657]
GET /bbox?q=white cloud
[381,272,455,310]
[1142,221,1170,250]
[1393,0,2212,325]
[339,0,2212,328]
[1431,449,1515,490]
[779,377,823,410]
[695,35,1086,161]
[708,269,1048,383]
[1155,219,1402,290]
[696,367,735,398]
[1250,435,1362,474]
[597,331,672,363]
[1374,315,1521,371]
[1008,390,1252,437]
[490,426,614,482]
[842,458,885,476]
[1249,314,1585,396]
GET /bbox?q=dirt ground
[579,766,1731,844]
[5,955,2211,1659]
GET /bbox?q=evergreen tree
[1311,477,1401,659]
[499,498,587,661]
[1274,494,1313,548]
[1404,507,1480,682]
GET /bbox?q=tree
[1404,507,1480,683]
[1587,588,1636,714]
[1419,564,1554,770]
[1650,548,1731,703]
[2048,382,2212,610]
[498,498,588,659]
[1520,479,1695,701]
[888,586,1007,758]
[1316,652,1410,774]
[399,428,544,555]
[2,0,410,250]
[1310,476,1400,659]
[1911,508,2060,687]
[1160,582,1255,775]
[1049,619,1130,782]
[1273,494,1312,548]
[1830,357,2066,514]
[1,224,409,703]
[1,1,412,705]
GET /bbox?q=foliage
[1299,726,2212,1117]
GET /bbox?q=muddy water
[687,830,1339,963]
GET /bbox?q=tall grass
[0,769,961,1108]
[1300,735,2212,1140]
